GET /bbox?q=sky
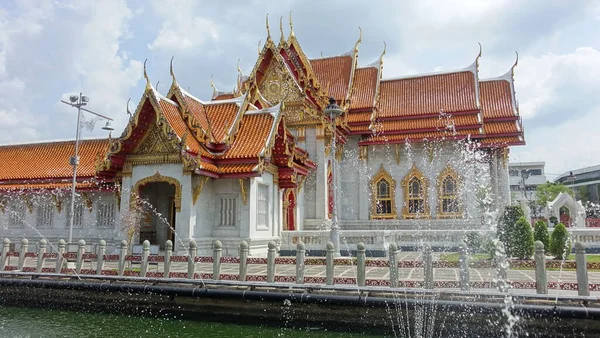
[0,0,599,180]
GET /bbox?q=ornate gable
[132,122,180,156]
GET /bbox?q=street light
[61,93,114,243]
[323,97,343,257]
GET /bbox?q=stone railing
[1,237,598,296]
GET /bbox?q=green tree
[497,205,524,257]
[533,220,550,252]
[512,217,534,259]
[535,182,573,211]
[549,223,572,260]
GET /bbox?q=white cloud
[148,0,219,51]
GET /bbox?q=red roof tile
[355,114,481,134]
[480,80,516,119]
[349,67,378,110]
[204,103,240,143]
[378,71,478,118]
[224,113,274,159]
[363,128,481,143]
[310,55,353,101]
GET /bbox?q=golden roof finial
[379,41,387,63]
[265,13,271,40]
[512,51,519,73]
[237,59,244,77]
[143,59,151,90]
[155,80,160,91]
[354,27,362,54]
[279,16,285,44]
[289,11,295,38]
[476,42,482,69]
[170,56,177,84]
[126,98,132,118]
[210,74,217,92]
[257,39,262,56]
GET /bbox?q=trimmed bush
[497,205,524,257]
[512,217,534,259]
[464,232,483,252]
[533,220,550,252]
[550,223,572,260]
[549,216,558,226]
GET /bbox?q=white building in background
[509,162,546,203]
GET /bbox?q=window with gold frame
[437,166,462,218]
[401,163,430,219]
[370,165,397,219]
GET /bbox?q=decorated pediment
[258,60,304,105]
[132,122,179,155]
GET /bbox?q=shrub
[464,232,483,252]
[549,216,558,226]
[497,205,524,257]
[482,239,498,259]
[533,220,550,252]
[550,223,572,260]
[512,217,534,259]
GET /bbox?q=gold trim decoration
[114,182,122,212]
[239,179,249,205]
[21,195,33,214]
[436,166,463,219]
[283,188,296,230]
[359,145,368,161]
[51,194,62,213]
[369,164,397,220]
[502,148,509,168]
[132,172,182,212]
[0,199,5,214]
[192,176,210,205]
[81,192,93,212]
[395,144,400,164]
[401,163,431,219]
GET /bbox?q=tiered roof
[0,17,524,192]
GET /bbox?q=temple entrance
[283,189,296,231]
[560,206,572,227]
[138,182,176,247]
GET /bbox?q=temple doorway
[283,189,296,231]
[559,206,572,227]
[138,182,176,247]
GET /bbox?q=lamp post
[324,97,343,257]
[61,93,114,243]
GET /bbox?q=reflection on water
[0,306,380,338]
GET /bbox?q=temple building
[0,18,525,255]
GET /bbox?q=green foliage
[549,216,558,226]
[535,182,573,210]
[464,232,483,252]
[550,223,572,260]
[533,220,550,252]
[482,239,498,259]
[512,217,534,259]
[497,205,524,256]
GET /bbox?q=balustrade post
[212,240,222,280]
[458,242,470,291]
[423,244,434,289]
[18,238,28,271]
[96,240,106,275]
[75,240,86,274]
[326,242,335,285]
[239,241,248,282]
[140,240,150,278]
[267,241,276,283]
[164,240,172,278]
[36,239,47,273]
[534,241,547,294]
[356,242,366,287]
[388,243,399,288]
[56,239,66,273]
[295,241,305,284]
[1,238,10,271]
[188,239,197,279]
[118,240,127,276]
[575,242,589,296]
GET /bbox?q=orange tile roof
[218,163,257,174]
[364,128,481,143]
[205,103,240,143]
[182,95,212,138]
[480,80,516,119]
[224,113,273,159]
[310,55,353,101]
[378,71,478,118]
[358,114,481,134]
[478,136,524,146]
[349,67,378,110]
[347,111,372,124]
[0,139,109,181]
[213,93,236,100]
[158,99,202,154]
[483,121,520,135]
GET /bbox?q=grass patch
[439,253,491,262]
[566,254,600,262]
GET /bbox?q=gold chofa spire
[143,59,151,90]
[170,56,177,84]
[289,11,295,38]
[265,14,271,39]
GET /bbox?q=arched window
[370,165,397,219]
[402,163,430,219]
[437,166,462,218]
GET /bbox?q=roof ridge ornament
[257,39,262,56]
[170,56,177,84]
[279,16,285,44]
[126,98,132,118]
[511,51,519,77]
[210,74,219,99]
[476,42,482,71]
[265,13,271,40]
[354,27,362,54]
[289,11,294,38]
[143,59,151,91]
[379,41,386,64]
